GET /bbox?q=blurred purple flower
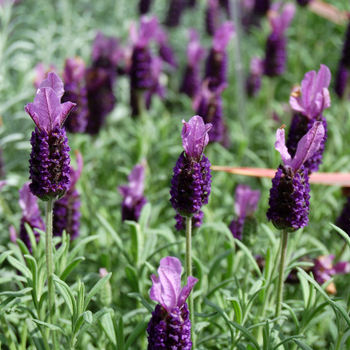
[340,21,350,69]
[253,0,270,15]
[147,257,198,349]
[165,0,186,27]
[25,72,74,201]
[335,63,348,99]
[205,0,220,36]
[287,64,331,173]
[263,2,295,77]
[139,0,152,14]
[204,21,235,91]
[62,57,88,133]
[156,27,177,68]
[296,0,312,6]
[145,57,166,110]
[246,57,264,97]
[92,32,121,70]
[33,63,57,89]
[180,29,205,98]
[18,182,45,251]
[119,163,147,222]
[267,122,324,231]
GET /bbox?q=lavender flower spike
[204,21,235,91]
[229,185,260,240]
[119,163,148,222]
[18,182,45,251]
[25,72,75,201]
[156,27,177,68]
[170,116,212,218]
[263,2,295,77]
[147,256,198,349]
[267,122,324,231]
[246,57,264,97]
[287,64,331,173]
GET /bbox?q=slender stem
[185,217,195,349]
[275,229,288,318]
[45,198,59,349]
[334,333,343,350]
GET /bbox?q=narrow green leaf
[16,238,30,256]
[125,319,149,350]
[32,319,67,334]
[83,310,93,324]
[0,251,13,267]
[208,249,233,287]
[24,223,37,253]
[235,239,261,276]
[293,339,313,350]
[116,316,125,350]
[228,298,242,324]
[230,321,261,350]
[0,287,32,297]
[138,202,151,232]
[7,256,32,279]
[273,335,304,350]
[128,293,154,313]
[99,313,117,349]
[330,223,350,249]
[282,303,300,333]
[67,235,98,264]
[60,257,85,281]
[53,242,67,264]
[53,275,75,317]
[125,266,139,293]
[83,272,112,311]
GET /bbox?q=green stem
[185,217,195,349]
[45,199,59,350]
[334,333,343,350]
[275,230,288,318]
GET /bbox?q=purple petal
[70,151,83,187]
[157,257,182,312]
[24,103,41,129]
[289,87,305,114]
[39,72,64,100]
[234,184,260,217]
[291,121,325,172]
[19,182,40,220]
[150,274,163,304]
[60,101,76,127]
[314,64,331,94]
[128,164,145,199]
[275,127,292,167]
[0,180,7,192]
[138,15,158,48]
[213,21,235,52]
[9,225,17,243]
[63,57,86,83]
[301,71,316,112]
[332,261,350,275]
[177,276,198,308]
[269,3,295,35]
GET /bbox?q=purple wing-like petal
[24,103,41,130]
[157,257,182,312]
[275,127,292,167]
[9,225,17,243]
[128,164,145,199]
[234,184,261,217]
[150,274,163,304]
[213,21,235,52]
[291,121,325,172]
[19,182,40,220]
[39,72,65,100]
[314,64,331,94]
[301,70,316,112]
[177,276,198,308]
[60,101,76,127]
[332,261,350,275]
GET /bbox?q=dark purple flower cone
[286,113,328,174]
[147,303,192,350]
[180,66,201,98]
[0,148,5,178]
[62,82,88,133]
[29,126,70,201]
[130,46,153,90]
[165,0,186,27]
[341,21,350,69]
[170,152,211,218]
[175,210,204,231]
[246,74,261,97]
[267,165,310,232]
[219,0,230,17]
[121,196,147,222]
[335,63,349,99]
[187,0,196,7]
[205,49,228,90]
[296,0,310,6]
[53,189,81,240]
[19,215,45,252]
[139,0,152,14]
[336,196,350,237]
[159,44,177,68]
[253,0,270,15]
[85,67,116,135]
[196,94,225,143]
[205,5,219,36]
[229,216,244,240]
[263,32,286,77]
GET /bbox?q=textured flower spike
[62,57,88,133]
[180,29,205,98]
[335,63,348,99]
[139,0,153,14]
[92,32,121,69]
[170,116,212,218]
[253,0,270,15]
[267,122,324,231]
[340,20,350,70]
[246,57,264,97]
[287,65,331,173]
[205,0,220,36]
[118,163,148,222]
[25,72,75,201]
[147,256,198,349]
[165,0,186,27]
[156,27,177,68]
[229,184,260,240]
[53,151,82,240]
[18,182,45,251]
[263,2,295,77]
[204,21,235,91]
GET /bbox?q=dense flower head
[253,0,270,15]
[335,63,348,99]
[119,163,147,222]
[156,27,177,68]
[267,123,324,231]
[336,194,350,237]
[205,0,220,36]
[139,0,152,14]
[130,16,158,49]
[341,21,350,69]
[165,0,186,27]
[289,64,331,120]
[174,210,204,231]
[92,32,121,69]
[53,152,83,240]
[62,57,88,133]
[18,182,45,251]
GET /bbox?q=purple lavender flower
[165,0,186,27]
[335,62,349,99]
[204,21,235,91]
[119,163,147,222]
[205,0,220,36]
[340,21,350,70]
[267,122,324,231]
[312,255,350,293]
[180,30,205,98]
[25,72,75,201]
[288,64,331,173]
[145,57,166,110]
[175,210,204,231]
[147,256,198,350]
[194,82,226,143]
[219,0,230,16]
[62,57,88,133]
[246,57,264,97]
[156,27,177,68]
[18,182,45,251]
[263,3,295,77]
[229,184,260,240]
[170,116,212,218]
[296,0,311,6]
[336,190,350,237]
[0,149,5,178]
[33,63,57,89]
[139,0,152,14]
[53,152,82,240]
[253,0,270,15]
